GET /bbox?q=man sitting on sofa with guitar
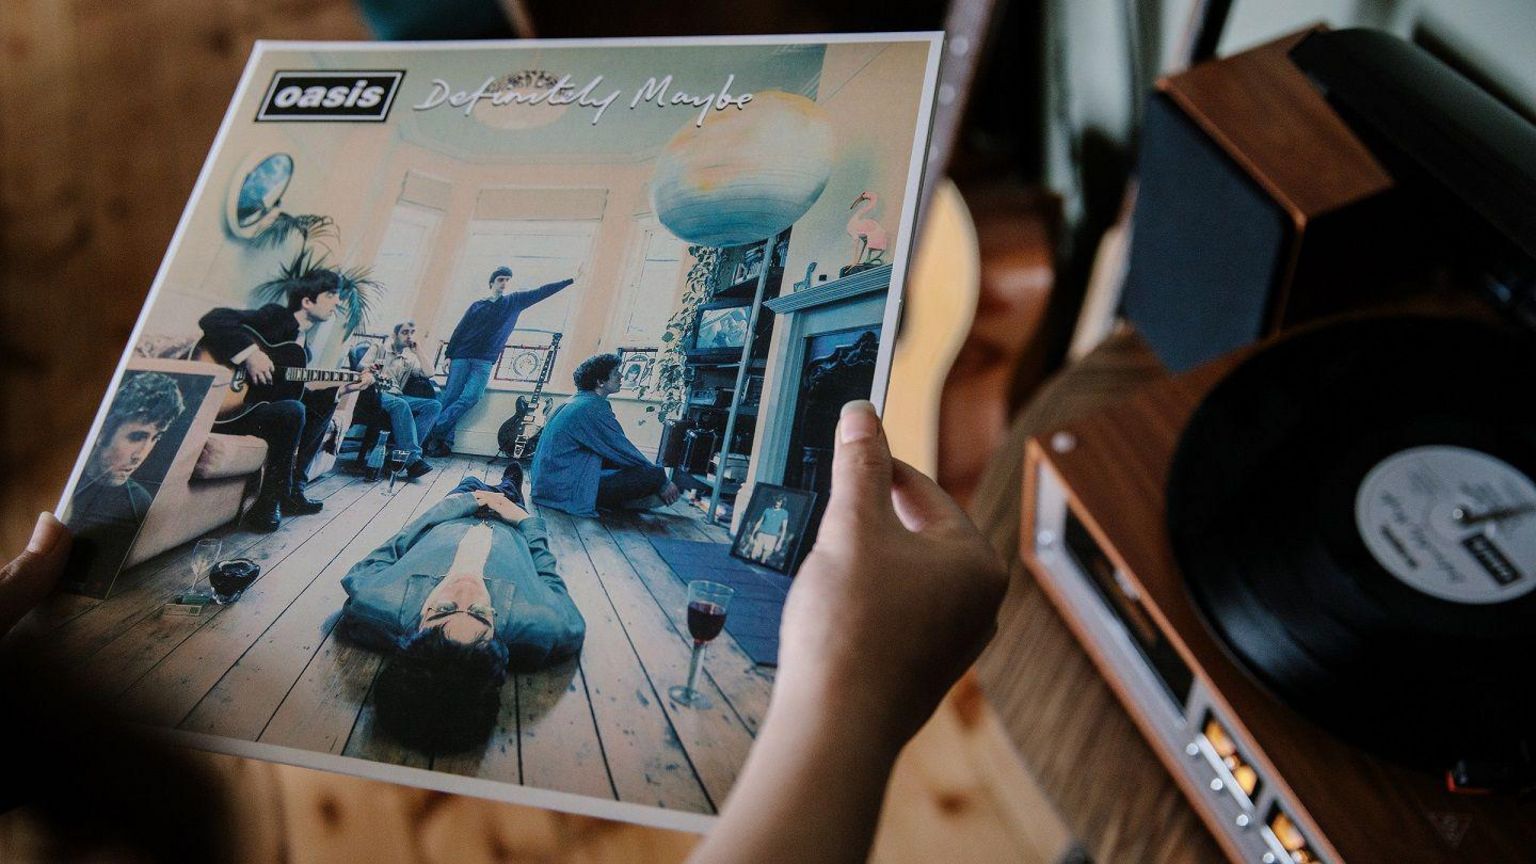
[196,269,372,532]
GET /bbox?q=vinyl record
[1167,316,1536,773]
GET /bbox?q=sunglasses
[425,600,495,629]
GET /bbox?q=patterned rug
[646,537,791,666]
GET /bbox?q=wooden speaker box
[1119,29,1412,372]
[1017,344,1536,863]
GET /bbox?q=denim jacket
[339,492,585,670]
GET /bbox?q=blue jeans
[427,358,493,450]
[378,392,441,461]
[450,474,525,507]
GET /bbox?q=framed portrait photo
[730,483,816,573]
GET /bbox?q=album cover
[43,34,940,831]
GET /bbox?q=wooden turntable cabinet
[1016,349,1536,863]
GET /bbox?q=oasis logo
[256,71,404,122]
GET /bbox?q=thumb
[0,513,71,636]
[827,400,895,526]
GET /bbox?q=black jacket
[197,304,300,364]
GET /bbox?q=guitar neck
[280,367,360,383]
[530,334,561,400]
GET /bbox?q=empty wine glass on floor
[387,448,411,493]
[669,580,735,708]
[182,538,222,603]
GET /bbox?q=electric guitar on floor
[193,327,363,423]
[496,332,562,461]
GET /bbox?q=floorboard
[541,509,713,811]
[41,455,763,816]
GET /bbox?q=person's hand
[776,400,1007,746]
[0,513,71,638]
[472,490,530,525]
[684,402,1006,864]
[658,481,681,506]
[343,369,376,395]
[243,349,275,386]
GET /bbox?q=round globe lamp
[650,91,835,247]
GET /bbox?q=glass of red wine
[669,580,735,708]
[386,448,411,493]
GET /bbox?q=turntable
[1009,27,1536,862]
[1021,315,1536,863]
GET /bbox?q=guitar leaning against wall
[496,332,564,462]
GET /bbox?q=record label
[1355,446,1536,604]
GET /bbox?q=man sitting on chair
[198,270,372,532]
[362,320,441,479]
[531,353,681,517]
[339,463,585,753]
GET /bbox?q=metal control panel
[1030,458,1331,864]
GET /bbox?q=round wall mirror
[226,153,294,238]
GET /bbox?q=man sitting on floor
[531,353,681,517]
[361,320,441,479]
[338,463,585,753]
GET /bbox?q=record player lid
[1289,29,1536,264]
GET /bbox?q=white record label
[1355,446,1536,604]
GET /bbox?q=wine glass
[386,448,411,493]
[669,580,735,708]
[183,538,222,603]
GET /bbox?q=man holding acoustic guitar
[196,269,373,532]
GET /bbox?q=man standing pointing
[423,264,578,456]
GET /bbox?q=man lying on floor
[531,352,681,517]
[338,463,585,752]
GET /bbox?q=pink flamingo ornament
[846,192,889,268]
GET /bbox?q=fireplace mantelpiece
[741,265,893,531]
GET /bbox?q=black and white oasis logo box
[256,71,405,122]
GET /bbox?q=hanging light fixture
[471,69,570,130]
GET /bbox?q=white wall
[780,41,931,288]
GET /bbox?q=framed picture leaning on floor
[731,483,816,573]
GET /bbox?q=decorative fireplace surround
[738,264,892,531]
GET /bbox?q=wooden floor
[28,456,768,816]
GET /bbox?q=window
[435,219,595,335]
[611,219,687,346]
[366,204,441,335]
[432,219,597,385]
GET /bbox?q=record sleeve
[44,34,941,831]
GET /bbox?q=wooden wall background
[0,0,371,557]
[0,3,1076,861]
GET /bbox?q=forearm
[412,343,435,373]
[513,278,574,308]
[688,679,902,864]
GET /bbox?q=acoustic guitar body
[192,328,339,423]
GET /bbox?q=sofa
[120,355,358,568]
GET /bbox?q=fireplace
[743,264,894,549]
[783,327,882,494]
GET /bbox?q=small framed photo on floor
[731,483,816,573]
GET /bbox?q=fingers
[0,513,71,636]
[827,401,895,526]
[889,460,974,534]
